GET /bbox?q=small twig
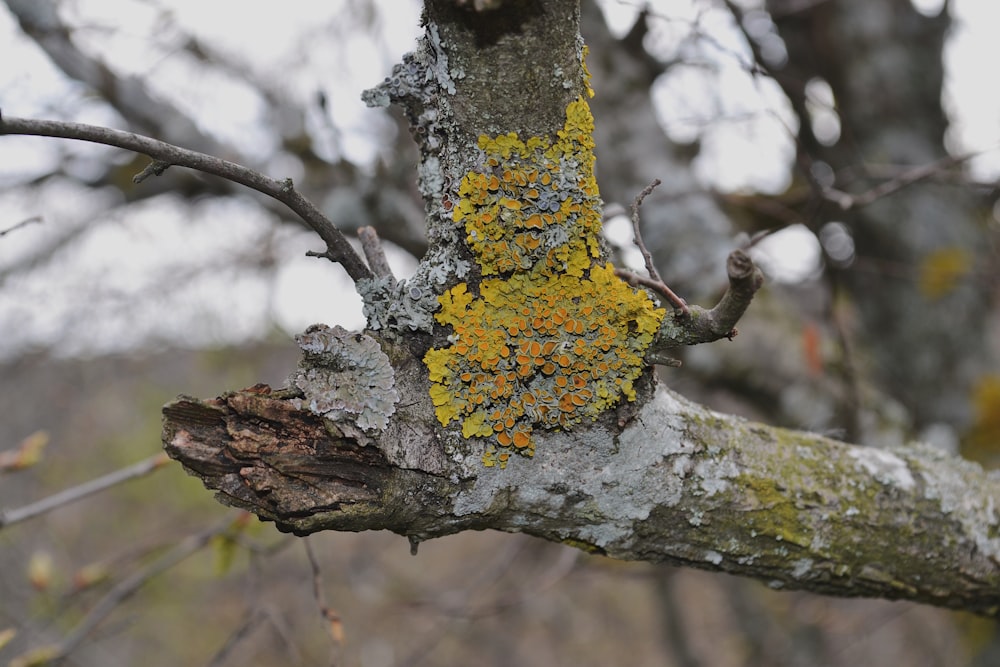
[420,546,580,620]
[615,269,690,316]
[631,178,665,283]
[357,226,396,282]
[644,248,764,366]
[206,610,268,667]
[624,179,690,315]
[48,517,233,663]
[303,538,343,661]
[131,159,171,184]
[0,215,42,238]
[0,111,373,283]
[397,538,532,667]
[0,452,170,530]
[822,148,987,210]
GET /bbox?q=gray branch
[162,377,1000,617]
[0,113,373,283]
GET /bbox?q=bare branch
[0,215,42,238]
[822,149,988,210]
[357,226,397,283]
[615,268,690,318]
[631,179,666,284]
[44,518,233,662]
[621,179,690,315]
[0,112,374,283]
[0,453,170,530]
[303,538,344,660]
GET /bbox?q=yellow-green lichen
[453,98,602,278]
[425,94,665,467]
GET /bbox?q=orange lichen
[425,87,664,468]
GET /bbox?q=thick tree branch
[0,113,373,283]
[163,382,1000,617]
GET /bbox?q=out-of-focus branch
[3,0,232,155]
[0,113,374,283]
[821,148,988,210]
[0,216,42,238]
[303,538,344,656]
[43,518,234,663]
[0,452,170,530]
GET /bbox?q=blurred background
[2,0,999,665]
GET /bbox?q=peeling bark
[164,382,1000,616]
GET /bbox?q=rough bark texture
[161,0,1000,619]
[164,382,1000,616]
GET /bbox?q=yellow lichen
[582,45,595,99]
[425,90,665,467]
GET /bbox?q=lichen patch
[424,96,664,467]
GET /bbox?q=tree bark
[163,381,1000,617]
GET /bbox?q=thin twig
[417,546,580,620]
[822,149,989,210]
[625,179,690,315]
[397,538,533,667]
[357,226,396,282]
[48,517,233,663]
[0,452,170,530]
[206,609,268,667]
[614,269,690,316]
[303,538,343,664]
[0,111,373,283]
[0,215,42,237]
[631,178,665,283]
[132,159,171,184]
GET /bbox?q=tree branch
[29,518,236,664]
[162,382,1000,617]
[0,452,170,530]
[0,215,42,238]
[642,248,764,367]
[0,112,373,283]
[614,178,690,315]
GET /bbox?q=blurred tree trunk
[766,0,997,434]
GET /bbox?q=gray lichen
[359,276,442,333]
[290,324,399,431]
[359,19,475,338]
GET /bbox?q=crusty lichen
[291,324,400,431]
[424,95,665,467]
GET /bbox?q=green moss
[561,537,605,555]
[736,474,814,549]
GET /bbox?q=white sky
[1,0,998,357]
